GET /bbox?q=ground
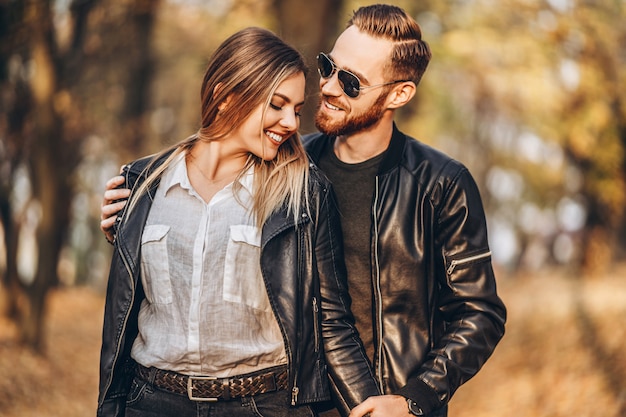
[1,265,625,417]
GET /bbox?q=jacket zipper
[260,213,307,406]
[312,297,319,352]
[290,225,306,406]
[261,261,299,406]
[372,176,385,393]
[446,251,492,275]
[261,244,299,406]
[100,238,135,407]
[291,386,300,405]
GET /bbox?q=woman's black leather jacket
[304,125,507,416]
[96,151,380,417]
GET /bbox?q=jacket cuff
[395,378,441,416]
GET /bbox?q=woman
[97,27,379,417]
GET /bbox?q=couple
[97,4,506,417]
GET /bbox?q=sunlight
[556,196,586,233]
[559,59,580,91]
[16,203,40,285]
[547,0,574,13]
[486,166,524,202]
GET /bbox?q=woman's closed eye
[270,102,302,117]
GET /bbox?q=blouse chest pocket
[140,224,173,305]
[223,225,269,311]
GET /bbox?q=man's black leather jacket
[304,125,507,416]
[97,151,380,417]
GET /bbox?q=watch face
[407,398,424,416]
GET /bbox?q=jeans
[125,376,316,417]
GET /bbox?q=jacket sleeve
[315,183,381,416]
[98,157,153,417]
[396,166,507,414]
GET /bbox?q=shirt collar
[161,151,255,196]
[161,151,190,195]
[238,163,254,194]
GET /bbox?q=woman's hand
[100,174,130,243]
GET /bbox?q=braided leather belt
[135,364,289,402]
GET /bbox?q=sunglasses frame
[316,52,411,98]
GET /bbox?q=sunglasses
[316,52,410,98]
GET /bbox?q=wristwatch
[406,398,424,416]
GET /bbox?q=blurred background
[0,0,625,416]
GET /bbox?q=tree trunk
[273,0,344,134]
[119,0,161,160]
[618,109,626,256]
[18,0,92,352]
[21,0,61,352]
[0,192,22,321]
[0,0,31,323]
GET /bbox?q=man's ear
[386,81,416,109]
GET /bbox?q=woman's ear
[213,83,232,112]
[218,98,230,113]
[386,81,416,110]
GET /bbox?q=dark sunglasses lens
[317,54,333,78]
[338,71,360,98]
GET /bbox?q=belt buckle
[187,375,219,402]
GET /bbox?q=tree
[273,0,345,133]
[0,0,98,352]
[409,0,626,273]
[0,0,161,352]
[553,1,626,272]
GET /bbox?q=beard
[314,90,388,137]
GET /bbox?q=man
[101,5,506,417]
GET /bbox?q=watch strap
[406,398,424,416]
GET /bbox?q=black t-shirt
[318,145,384,363]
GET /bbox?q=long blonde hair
[127,27,310,225]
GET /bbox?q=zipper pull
[291,386,299,405]
[447,251,492,276]
[447,260,458,275]
[312,297,318,313]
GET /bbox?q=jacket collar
[377,123,407,175]
[115,150,175,275]
[303,123,407,176]
[261,207,298,250]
